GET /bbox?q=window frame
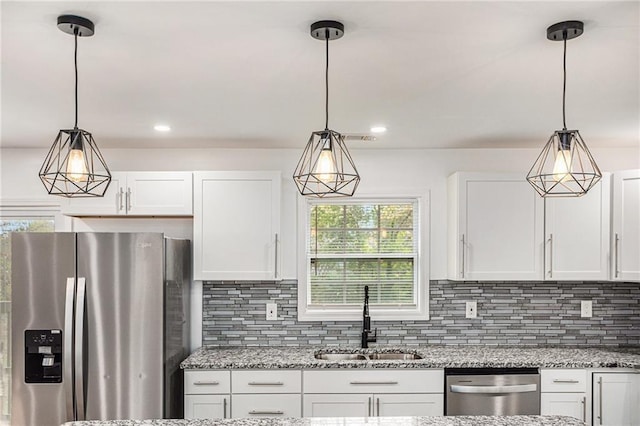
[297,193,430,322]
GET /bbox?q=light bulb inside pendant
[315,149,336,184]
[66,131,88,182]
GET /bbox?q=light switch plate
[581,300,592,318]
[465,301,477,319]
[266,303,278,321]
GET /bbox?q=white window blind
[307,201,418,308]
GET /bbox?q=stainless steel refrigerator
[11,232,190,426]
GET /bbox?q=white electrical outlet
[465,301,477,319]
[266,303,278,321]
[581,300,593,318]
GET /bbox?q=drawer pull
[552,379,580,383]
[349,381,399,385]
[248,381,284,386]
[249,410,284,415]
[193,381,219,386]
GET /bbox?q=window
[0,206,63,426]
[298,196,429,321]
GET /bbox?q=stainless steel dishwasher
[445,367,540,416]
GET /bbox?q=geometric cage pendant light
[293,20,360,198]
[526,21,602,197]
[39,15,112,197]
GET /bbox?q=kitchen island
[180,345,640,369]
[63,415,586,426]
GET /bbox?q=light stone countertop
[180,345,640,370]
[63,415,586,426]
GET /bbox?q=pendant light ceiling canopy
[293,20,360,198]
[39,15,111,198]
[526,20,601,198]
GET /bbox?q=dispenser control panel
[24,329,62,383]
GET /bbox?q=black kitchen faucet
[361,285,377,348]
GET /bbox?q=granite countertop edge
[62,415,587,426]
[179,345,640,370]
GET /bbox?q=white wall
[2,146,639,349]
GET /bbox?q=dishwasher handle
[450,384,537,394]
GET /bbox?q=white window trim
[297,192,430,322]
[0,200,70,231]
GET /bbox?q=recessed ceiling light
[370,126,387,134]
[154,124,171,132]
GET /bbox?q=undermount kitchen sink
[314,352,423,361]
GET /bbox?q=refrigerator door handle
[74,278,87,420]
[64,278,76,420]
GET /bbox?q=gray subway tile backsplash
[201,280,640,347]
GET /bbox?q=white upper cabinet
[544,174,611,280]
[448,173,544,281]
[193,171,281,281]
[63,171,193,216]
[612,170,640,281]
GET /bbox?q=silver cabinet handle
[582,395,586,422]
[193,381,219,385]
[461,234,466,278]
[223,397,227,419]
[548,234,553,278]
[274,233,279,279]
[552,379,579,383]
[118,187,124,211]
[598,376,603,424]
[615,233,620,278]
[75,278,87,420]
[450,384,537,394]
[349,381,398,385]
[376,397,380,416]
[249,410,284,415]
[368,397,372,417]
[64,278,75,420]
[248,381,284,386]
[126,187,132,212]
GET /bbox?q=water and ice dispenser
[24,329,62,383]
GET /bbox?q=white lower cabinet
[230,370,302,418]
[184,370,231,419]
[540,369,588,424]
[302,369,444,418]
[593,372,640,426]
[184,394,229,419]
[232,394,301,418]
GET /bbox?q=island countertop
[63,415,586,426]
[180,345,640,370]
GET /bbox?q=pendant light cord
[74,30,79,129]
[562,34,567,130]
[325,29,329,130]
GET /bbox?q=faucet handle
[370,328,378,343]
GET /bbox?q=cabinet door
[593,373,640,426]
[449,173,544,280]
[545,174,610,280]
[126,172,193,216]
[63,172,126,216]
[194,171,281,281]
[303,393,371,418]
[376,393,443,417]
[184,394,228,419]
[231,394,301,418]
[540,393,587,423]
[612,170,640,281]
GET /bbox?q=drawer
[232,370,301,393]
[541,369,587,392]
[303,369,443,394]
[185,370,231,395]
[232,394,302,418]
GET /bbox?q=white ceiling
[1,1,639,150]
